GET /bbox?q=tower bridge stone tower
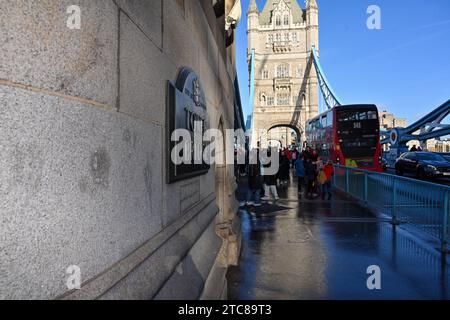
[248,0,319,148]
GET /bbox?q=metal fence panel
[334,165,450,252]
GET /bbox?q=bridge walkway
[227,175,450,300]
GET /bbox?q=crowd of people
[242,146,335,207]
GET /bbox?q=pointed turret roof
[259,0,304,25]
[248,0,259,14]
[306,0,318,9]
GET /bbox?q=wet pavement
[227,175,450,300]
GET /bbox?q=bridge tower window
[260,93,267,106]
[277,94,290,105]
[262,69,269,79]
[275,15,282,26]
[284,15,289,26]
[277,64,290,78]
[267,97,274,106]
[275,33,281,43]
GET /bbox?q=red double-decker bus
[306,104,383,172]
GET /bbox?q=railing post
[391,177,400,225]
[345,168,349,194]
[442,191,449,253]
[364,172,369,204]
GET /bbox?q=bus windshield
[336,109,379,158]
[337,110,378,122]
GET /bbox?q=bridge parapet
[334,165,450,253]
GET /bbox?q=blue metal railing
[311,47,342,110]
[334,165,450,252]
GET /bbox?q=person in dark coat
[246,160,262,207]
[278,152,290,188]
[302,146,314,162]
[304,158,317,199]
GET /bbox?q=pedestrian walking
[246,160,262,207]
[322,161,335,200]
[291,148,298,169]
[278,152,290,189]
[302,146,314,162]
[286,148,293,166]
[262,150,279,201]
[316,156,324,171]
[304,158,317,199]
[317,168,327,199]
[295,156,305,199]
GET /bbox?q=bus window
[321,116,327,128]
[338,112,349,122]
[326,112,333,127]
[358,112,367,120]
[367,111,378,120]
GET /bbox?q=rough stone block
[119,11,176,125]
[0,85,163,299]
[0,0,119,107]
[163,0,199,73]
[154,220,222,300]
[115,0,162,48]
[100,199,219,300]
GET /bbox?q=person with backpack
[317,167,327,199]
[295,155,305,199]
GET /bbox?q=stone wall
[0,0,240,300]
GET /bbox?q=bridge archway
[267,139,283,150]
[252,116,305,149]
[268,124,301,149]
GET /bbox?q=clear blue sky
[236,0,450,125]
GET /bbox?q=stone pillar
[307,0,319,120]
[247,0,259,54]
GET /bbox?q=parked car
[438,153,450,162]
[395,152,450,179]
